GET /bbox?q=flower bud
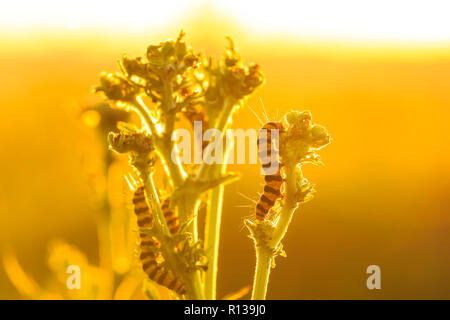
[310,124,331,149]
[120,55,149,79]
[285,110,312,128]
[94,72,138,102]
[108,130,153,155]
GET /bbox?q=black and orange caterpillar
[183,106,210,151]
[133,187,186,295]
[255,121,285,221]
[161,198,180,234]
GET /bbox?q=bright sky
[1,0,450,42]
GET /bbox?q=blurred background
[0,0,449,299]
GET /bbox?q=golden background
[1,4,449,299]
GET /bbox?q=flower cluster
[108,129,154,155]
[197,38,265,126]
[281,110,331,166]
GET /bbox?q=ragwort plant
[93,31,331,300]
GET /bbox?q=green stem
[251,249,272,300]
[124,93,207,299]
[134,94,205,299]
[251,164,301,300]
[185,271,206,300]
[271,201,298,247]
[141,170,171,236]
[131,96,154,134]
[155,136,185,188]
[178,195,201,242]
[196,97,236,180]
[133,96,185,188]
[203,129,234,299]
[141,170,204,299]
[270,165,302,246]
[131,92,237,300]
[204,181,224,299]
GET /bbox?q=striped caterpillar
[183,106,210,151]
[255,121,285,221]
[133,187,186,295]
[161,198,180,234]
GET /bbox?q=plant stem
[131,90,238,300]
[251,164,301,300]
[133,96,206,299]
[141,170,205,299]
[271,201,298,247]
[141,170,171,236]
[203,115,235,299]
[196,97,236,180]
[178,195,201,242]
[251,201,299,300]
[204,180,224,299]
[185,271,206,300]
[251,248,272,300]
[155,136,185,188]
[133,96,185,188]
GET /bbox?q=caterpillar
[183,106,210,151]
[133,186,154,228]
[255,121,285,221]
[133,187,186,295]
[161,198,180,234]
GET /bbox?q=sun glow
[215,0,450,43]
[0,0,201,31]
[1,0,450,43]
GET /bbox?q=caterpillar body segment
[255,169,284,221]
[161,198,180,234]
[139,235,186,295]
[133,186,154,228]
[184,108,210,151]
[256,121,285,221]
[139,246,186,295]
[132,187,186,295]
[257,121,285,171]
